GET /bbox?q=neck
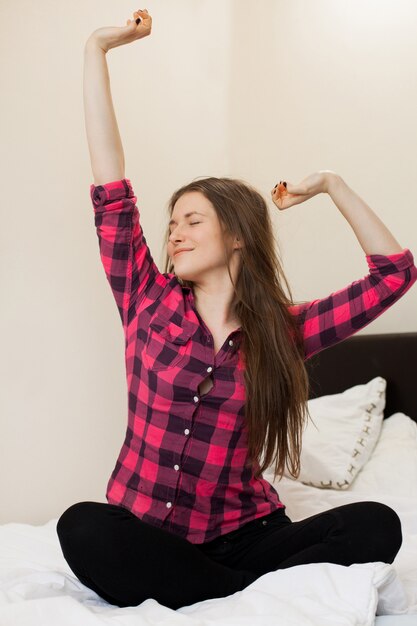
[190,263,241,327]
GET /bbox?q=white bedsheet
[269,473,417,613]
[0,477,416,626]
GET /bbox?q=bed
[1,331,416,626]
[303,331,417,626]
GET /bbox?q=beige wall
[1,0,416,525]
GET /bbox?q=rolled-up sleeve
[288,248,417,361]
[90,178,163,330]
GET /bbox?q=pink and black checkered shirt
[90,177,417,544]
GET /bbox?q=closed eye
[168,221,201,235]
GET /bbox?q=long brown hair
[162,176,312,482]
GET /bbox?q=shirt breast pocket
[142,314,194,371]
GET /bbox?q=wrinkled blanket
[0,516,411,626]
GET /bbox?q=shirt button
[206,366,213,373]
[193,395,199,403]
[166,502,172,508]
[174,464,179,471]
[229,340,234,346]
[262,520,268,525]
[184,429,190,435]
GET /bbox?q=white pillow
[350,412,417,499]
[283,376,386,490]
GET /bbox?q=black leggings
[56,500,402,611]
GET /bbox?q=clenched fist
[271,170,337,210]
[87,8,153,53]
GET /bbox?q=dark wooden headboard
[305,332,417,423]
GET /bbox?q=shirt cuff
[366,248,415,272]
[90,178,135,210]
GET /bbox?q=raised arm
[272,171,417,359]
[83,9,152,183]
[86,11,164,331]
[83,40,125,185]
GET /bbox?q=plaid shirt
[91,177,417,544]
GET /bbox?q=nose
[169,225,185,242]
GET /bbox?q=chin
[175,266,201,281]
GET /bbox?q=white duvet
[1,413,416,626]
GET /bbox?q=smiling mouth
[174,250,192,257]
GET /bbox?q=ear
[233,236,243,251]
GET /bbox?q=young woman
[57,9,417,611]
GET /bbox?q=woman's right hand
[87,8,152,53]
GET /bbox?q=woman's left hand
[271,170,337,210]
